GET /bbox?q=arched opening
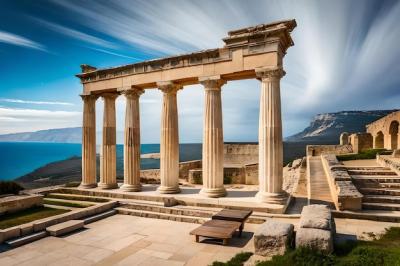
[374,131,384,149]
[389,121,399,150]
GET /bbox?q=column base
[97,182,118,189]
[200,187,227,198]
[79,183,97,189]
[120,183,142,192]
[157,185,180,194]
[256,191,288,204]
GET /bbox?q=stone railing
[377,155,400,175]
[321,154,363,211]
[306,144,353,157]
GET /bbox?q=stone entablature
[77,20,296,93]
[76,19,297,206]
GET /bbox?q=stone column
[98,92,118,189]
[121,88,144,192]
[80,94,97,188]
[256,67,287,204]
[199,76,226,198]
[157,82,181,194]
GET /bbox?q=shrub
[64,181,81,187]
[211,252,253,266]
[0,181,24,195]
[337,149,387,161]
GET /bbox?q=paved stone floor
[0,215,399,266]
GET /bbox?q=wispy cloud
[0,30,46,51]
[0,107,81,134]
[88,47,141,60]
[33,18,116,49]
[0,98,74,106]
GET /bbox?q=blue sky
[1,0,400,143]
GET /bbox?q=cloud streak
[0,30,45,51]
[0,98,74,106]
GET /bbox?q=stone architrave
[121,88,144,192]
[157,82,181,194]
[80,94,97,188]
[199,76,227,198]
[98,92,119,189]
[256,67,287,204]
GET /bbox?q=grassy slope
[0,206,69,229]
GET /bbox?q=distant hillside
[0,127,125,143]
[0,127,82,143]
[286,110,398,142]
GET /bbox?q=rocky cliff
[286,110,397,142]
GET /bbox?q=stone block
[20,223,34,235]
[2,226,21,241]
[299,205,332,230]
[163,197,179,207]
[46,220,84,237]
[254,219,294,256]
[296,228,333,254]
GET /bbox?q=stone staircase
[349,166,400,211]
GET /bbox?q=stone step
[363,195,400,204]
[348,170,397,176]
[83,209,117,224]
[115,207,208,224]
[46,220,85,237]
[346,167,390,171]
[362,202,400,211]
[351,176,400,183]
[46,193,110,203]
[119,202,215,218]
[5,231,48,248]
[379,183,400,189]
[359,188,400,196]
[333,210,400,223]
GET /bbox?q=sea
[0,141,319,181]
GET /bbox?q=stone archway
[374,131,384,149]
[389,121,399,150]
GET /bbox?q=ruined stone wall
[224,143,258,165]
[0,194,43,215]
[366,110,400,150]
[178,160,202,180]
[349,133,373,153]
[306,145,353,156]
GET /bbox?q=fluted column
[98,92,118,189]
[256,67,287,204]
[200,76,226,198]
[157,82,181,194]
[80,94,97,188]
[121,88,144,192]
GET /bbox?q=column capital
[100,92,119,100]
[199,75,226,90]
[80,94,98,101]
[120,87,144,98]
[255,67,285,81]
[157,81,182,94]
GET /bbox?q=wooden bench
[190,220,241,245]
[212,209,253,237]
[46,220,84,237]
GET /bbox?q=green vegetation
[43,198,93,208]
[211,252,253,266]
[235,227,400,266]
[337,149,390,161]
[0,181,24,195]
[45,193,109,202]
[0,206,68,229]
[224,175,233,184]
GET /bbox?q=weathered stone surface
[46,220,84,236]
[163,197,179,207]
[393,150,400,158]
[299,205,332,230]
[254,219,294,256]
[0,194,43,215]
[306,145,352,157]
[296,228,333,254]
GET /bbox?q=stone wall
[321,154,363,211]
[179,160,202,180]
[0,194,43,216]
[244,164,259,185]
[377,154,400,175]
[349,133,373,153]
[306,144,353,156]
[224,143,258,165]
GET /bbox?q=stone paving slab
[0,214,399,266]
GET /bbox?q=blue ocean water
[0,142,202,181]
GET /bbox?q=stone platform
[51,184,291,214]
